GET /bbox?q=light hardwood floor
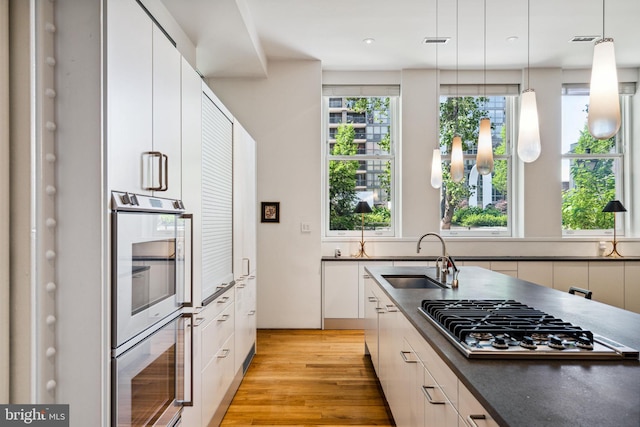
[220,329,395,426]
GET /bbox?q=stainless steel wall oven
[111,191,193,427]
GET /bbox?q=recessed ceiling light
[363,38,375,45]
[506,36,519,43]
[422,37,450,45]
[569,35,600,43]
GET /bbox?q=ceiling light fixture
[450,0,464,183]
[476,0,493,175]
[430,0,443,189]
[588,0,620,140]
[517,0,541,163]
[363,38,375,45]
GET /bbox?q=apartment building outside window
[323,86,399,237]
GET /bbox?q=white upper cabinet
[106,0,181,198]
[152,25,182,199]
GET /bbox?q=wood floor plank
[220,329,395,426]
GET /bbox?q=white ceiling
[160,0,640,78]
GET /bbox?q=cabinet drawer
[200,288,234,324]
[202,303,235,364]
[422,366,458,427]
[201,334,235,425]
[458,382,499,427]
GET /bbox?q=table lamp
[353,200,372,258]
[602,200,626,257]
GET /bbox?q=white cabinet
[369,277,498,427]
[106,0,152,194]
[553,262,589,293]
[233,122,258,373]
[364,277,381,374]
[518,261,553,288]
[151,25,182,199]
[106,0,181,197]
[359,262,393,317]
[624,262,640,313]
[323,262,359,318]
[200,289,235,427]
[589,261,624,308]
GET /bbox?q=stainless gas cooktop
[419,299,639,360]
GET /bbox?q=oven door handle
[178,214,194,307]
[176,313,194,406]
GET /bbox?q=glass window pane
[328,159,392,232]
[562,157,618,231]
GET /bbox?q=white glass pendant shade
[430,148,443,189]
[588,38,620,140]
[517,89,541,163]
[450,135,464,182]
[476,117,493,175]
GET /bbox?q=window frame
[437,87,517,238]
[322,88,400,238]
[561,85,632,237]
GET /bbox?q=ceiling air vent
[423,37,450,45]
[569,35,600,43]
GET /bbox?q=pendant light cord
[455,0,459,134]
[483,0,487,110]
[527,0,530,89]
[602,0,605,38]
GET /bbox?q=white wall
[209,60,323,328]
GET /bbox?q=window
[323,86,399,237]
[561,84,634,235]
[438,85,518,236]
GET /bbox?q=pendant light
[430,0,443,188]
[476,0,493,175]
[450,0,464,183]
[517,0,541,163]
[431,148,443,188]
[588,0,620,140]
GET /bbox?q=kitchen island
[365,265,640,427]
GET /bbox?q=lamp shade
[450,135,464,182]
[430,148,443,189]
[517,89,541,163]
[588,38,621,140]
[476,117,494,175]
[602,200,626,213]
[354,200,372,214]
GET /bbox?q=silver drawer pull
[400,350,418,363]
[193,317,205,327]
[421,386,445,404]
[248,310,256,316]
[368,296,378,302]
[217,296,230,304]
[217,349,230,358]
[385,304,398,312]
[467,414,487,427]
[362,274,371,279]
[217,314,230,322]
[375,307,386,314]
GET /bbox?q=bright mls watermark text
[0,405,68,426]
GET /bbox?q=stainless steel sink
[381,274,446,289]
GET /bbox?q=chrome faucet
[417,232,459,287]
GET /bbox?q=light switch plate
[300,222,311,233]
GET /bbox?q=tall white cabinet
[233,122,258,374]
[106,0,181,198]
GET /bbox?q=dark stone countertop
[365,265,640,427]
[323,255,640,262]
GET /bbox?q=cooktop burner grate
[418,299,639,360]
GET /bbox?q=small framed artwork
[261,202,280,223]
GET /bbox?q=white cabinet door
[359,261,392,317]
[553,262,589,293]
[323,262,359,318]
[624,262,640,314]
[106,0,152,195]
[517,261,553,288]
[151,25,181,199]
[458,382,499,427]
[589,261,624,308]
[364,278,380,374]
